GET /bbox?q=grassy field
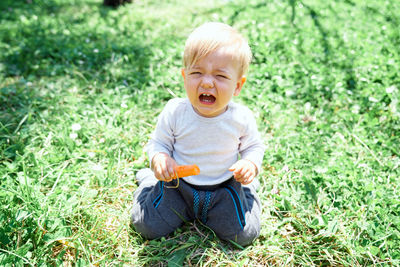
[1,0,399,265]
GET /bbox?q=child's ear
[181,69,186,80]
[234,76,246,96]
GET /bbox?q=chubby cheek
[184,80,198,95]
[218,84,235,97]
[184,87,197,103]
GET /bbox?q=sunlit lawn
[1,0,399,265]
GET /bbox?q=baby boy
[131,22,265,246]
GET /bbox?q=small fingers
[235,169,256,185]
[154,168,166,181]
[230,164,244,177]
[153,160,178,182]
[162,166,176,182]
[154,166,171,182]
[241,173,255,185]
[229,159,258,185]
[162,172,172,182]
[231,165,247,179]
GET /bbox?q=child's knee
[130,183,187,240]
[235,222,261,246]
[130,207,172,239]
[215,218,260,246]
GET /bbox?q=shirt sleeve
[238,110,265,174]
[145,100,177,166]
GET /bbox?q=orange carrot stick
[174,164,200,178]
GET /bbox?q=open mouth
[199,93,216,104]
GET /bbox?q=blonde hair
[183,22,252,77]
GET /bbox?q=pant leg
[204,178,262,246]
[130,169,192,239]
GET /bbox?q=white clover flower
[92,164,103,171]
[304,102,311,111]
[71,123,81,131]
[386,85,397,94]
[314,166,328,174]
[351,104,360,114]
[285,90,295,97]
[69,133,78,139]
[368,96,379,103]
[69,86,78,93]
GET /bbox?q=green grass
[1,0,399,265]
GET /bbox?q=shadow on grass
[287,0,360,103]
[0,0,152,161]
[1,1,151,82]
[0,0,154,204]
[300,3,330,60]
[0,78,43,161]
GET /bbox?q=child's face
[182,48,246,118]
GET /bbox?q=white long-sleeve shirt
[145,98,265,186]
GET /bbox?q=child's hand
[151,152,178,182]
[229,159,258,185]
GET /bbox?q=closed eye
[190,71,202,75]
[217,74,229,79]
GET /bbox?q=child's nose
[201,75,214,89]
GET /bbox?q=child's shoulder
[228,102,258,132]
[164,98,187,110]
[166,97,186,106]
[162,98,189,116]
[229,101,255,119]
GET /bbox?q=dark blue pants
[131,169,261,246]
